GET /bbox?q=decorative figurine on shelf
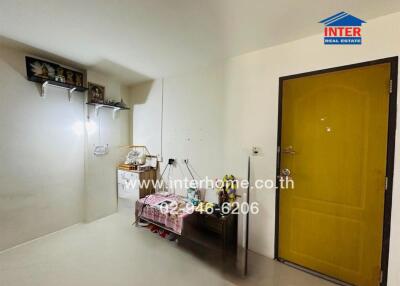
[105,99,119,106]
[55,75,65,82]
[116,99,128,109]
[55,67,65,83]
[216,174,238,206]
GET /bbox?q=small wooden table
[182,212,238,252]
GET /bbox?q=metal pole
[244,156,250,276]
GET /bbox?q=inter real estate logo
[319,12,366,45]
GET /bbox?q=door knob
[281,168,291,177]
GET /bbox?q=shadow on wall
[0,35,86,76]
[129,80,155,104]
[88,59,152,87]
[0,35,88,96]
[0,35,153,89]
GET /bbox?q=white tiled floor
[0,213,333,286]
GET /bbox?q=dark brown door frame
[274,57,398,286]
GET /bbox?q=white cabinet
[117,170,140,201]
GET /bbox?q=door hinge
[385,177,388,191]
[380,269,383,284]
[390,80,393,94]
[277,146,281,154]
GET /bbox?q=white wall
[130,12,400,285]
[130,67,225,201]
[0,46,85,251]
[0,45,132,250]
[131,81,163,159]
[84,71,131,222]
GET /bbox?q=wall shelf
[28,76,88,100]
[86,102,130,119]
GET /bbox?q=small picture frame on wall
[88,82,105,104]
[26,56,86,88]
[26,56,57,81]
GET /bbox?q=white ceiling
[1,0,400,85]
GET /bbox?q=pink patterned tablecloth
[136,194,192,234]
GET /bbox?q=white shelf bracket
[41,81,49,98]
[95,105,102,117]
[68,87,77,102]
[112,108,121,120]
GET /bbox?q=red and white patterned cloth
[136,194,192,234]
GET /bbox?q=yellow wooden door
[278,63,390,285]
